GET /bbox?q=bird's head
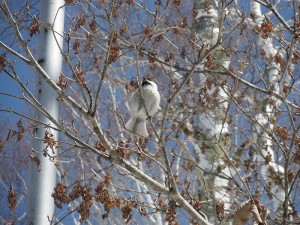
[142,77,158,90]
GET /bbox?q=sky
[0,59,30,117]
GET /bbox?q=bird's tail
[125,116,148,137]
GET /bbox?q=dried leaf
[251,204,263,223]
[260,207,270,221]
[233,199,252,225]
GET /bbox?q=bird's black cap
[142,77,151,86]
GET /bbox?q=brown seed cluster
[274,53,286,71]
[73,60,86,86]
[29,18,41,37]
[155,34,164,42]
[52,183,70,208]
[29,154,41,167]
[203,0,212,14]
[144,26,152,38]
[119,25,127,36]
[127,0,134,6]
[257,20,274,39]
[52,182,94,221]
[292,138,300,164]
[216,201,225,221]
[204,49,218,70]
[77,186,93,221]
[0,52,7,70]
[148,50,158,63]
[52,173,150,222]
[96,141,106,152]
[294,20,300,38]
[173,0,183,6]
[16,118,25,141]
[293,149,300,164]
[274,126,290,141]
[89,17,97,33]
[74,13,86,30]
[95,173,118,214]
[108,45,120,63]
[84,33,94,51]
[165,200,179,225]
[116,138,132,158]
[44,130,58,151]
[65,0,77,5]
[57,73,68,92]
[7,187,17,210]
[73,39,80,54]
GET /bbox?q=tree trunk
[250,0,285,214]
[192,0,232,221]
[26,1,65,224]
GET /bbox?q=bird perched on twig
[125,78,160,137]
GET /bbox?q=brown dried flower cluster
[29,154,41,167]
[119,25,127,35]
[274,53,286,71]
[165,200,179,224]
[89,17,97,33]
[204,50,217,70]
[203,0,212,14]
[51,173,151,222]
[44,130,58,151]
[52,182,94,221]
[29,18,41,37]
[127,0,134,6]
[259,20,274,39]
[144,26,152,38]
[57,73,68,92]
[173,0,183,6]
[108,45,120,63]
[0,52,6,70]
[65,0,77,5]
[7,187,17,210]
[84,33,94,51]
[16,118,25,141]
[216,201,225,221]
[274,126,290,142]
[52,183,70,208]
[73,39,80,54]
[74,13,86,30]
[73,60,86,86]
[77,186,93,221]
[292,147,300,164]
[148,50,158,63]
[116,139,131,158]
[96,140,106,152]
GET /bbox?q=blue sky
[0,59,28,109]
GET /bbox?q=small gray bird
[125,78,160,137]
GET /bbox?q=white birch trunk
[27,1,65,224]
[250,1,284,212]
[193,0,232,215]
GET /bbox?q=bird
[125,78,160,137]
